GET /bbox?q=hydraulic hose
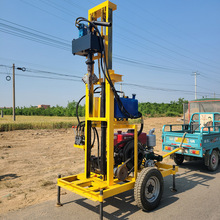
[76,87,101,126]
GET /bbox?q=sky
[0,0,220,107]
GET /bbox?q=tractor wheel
[134,167,164,211]
[208,150,219,171]
[174,154,184,165]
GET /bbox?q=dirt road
[0,117,180,215]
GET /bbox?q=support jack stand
[170,165,177,192]
[99,189,103,220]
[56,174,63,207]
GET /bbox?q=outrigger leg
[171,165,177,192]
[56,174,63,206]
[99,189,103,220]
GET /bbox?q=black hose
[91,127,96,148]
[75,87,101,148]
[76,95,85,125]
[93,127,100,170]
[76,121,85,133]
[76,87,101,126]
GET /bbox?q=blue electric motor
[78,24,88,37]
[114,94,139,119]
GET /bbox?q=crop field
[0,115,141,131]
[0,115,84,131]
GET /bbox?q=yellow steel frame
[58,0,178,203]
[156,162,178,177]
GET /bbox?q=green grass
[0,115,84,131]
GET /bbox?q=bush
[2,100,85,117]
[165,112,181,117]
[139,98,187,117]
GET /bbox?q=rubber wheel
[134,167,164,211]
[208,150,219,171]
[174,154,184,165]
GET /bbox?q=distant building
[38,104,50,109]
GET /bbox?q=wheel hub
[145,176,160,202]
[148,184,154,193]
[212,155,216,164]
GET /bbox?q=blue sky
[0,0,220,107]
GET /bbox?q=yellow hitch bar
[163,132,187,159]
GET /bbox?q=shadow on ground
[0,173,20,181]
[61,162,217,219]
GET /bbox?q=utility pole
[191,72,200,100]
[13,63,16,121]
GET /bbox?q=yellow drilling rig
[57,1,180,219]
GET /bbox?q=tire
[134,167,164,211]
[208,150,219,171]
[174,154,184,165]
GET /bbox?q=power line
[115,22,219,72]
[0,14,219,93]
[121,82,220,97]
[114,34,193,71]
[23,68,81,79]
[197,85,217,94]
[20,0,73,24]
[0,18,70,44]
[113,55,190,74]
[1,66,218,97]
[0,22,71,50]
[0,72,81,82]
[0,19,197,75]
[200,73,220,83]
[115,0,220,68]
[0,24,218,91]
[0,27,71,51]
[18,0,220,73]
[0,71,197,94]
[39,0,81,17]
[0,64,81,79]
[1,70,218,96]
[62,0,88,11]
[19,0,220,75]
